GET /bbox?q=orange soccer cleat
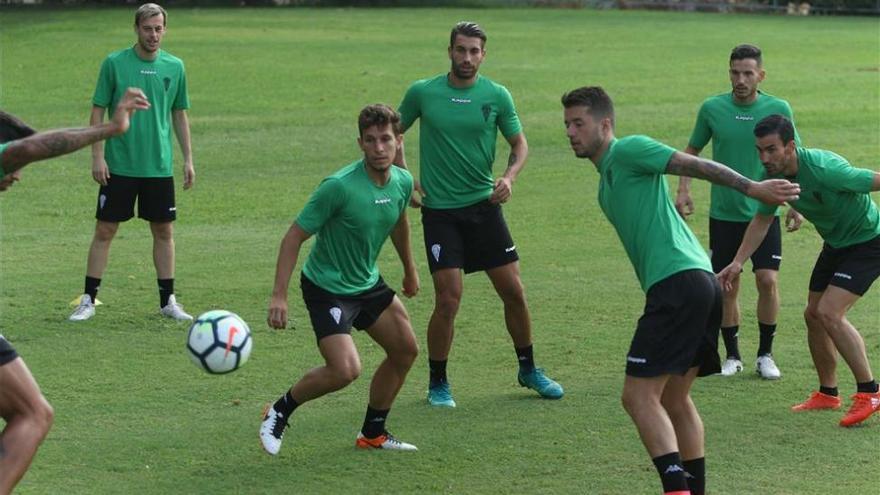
[839,392,880,427]
[791,391,842,412]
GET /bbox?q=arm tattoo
[3,125,114,175]
[506,152,517,172]
[665,151,751,194]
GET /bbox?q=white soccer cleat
[259,405,288,456]
[69,294,96,321]
[719,358,743,376]
[160,295,193,321]
[756,354,782,380]
[355,431,418,451]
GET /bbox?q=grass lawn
[0,7,878,494]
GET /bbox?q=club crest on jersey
[481,104,492,122]
[163,77,171,91]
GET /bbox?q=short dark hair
[0,110,37,144]
[730,44,762,66]
[135,3,167,27]
[450,21,487,48]
[754,114,795,144]
[358,104,402,137]
[560,86,615,126]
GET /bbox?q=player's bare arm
[1,88,149,177]
[872,171,880,191]
[665,151,800,205]
[172,109,195,190]
[392,141,424,207]
[490,132,528,205]
[674,145,702,218]
[390,209,419,298]
[268,223,311,329]
[716,213,776,291]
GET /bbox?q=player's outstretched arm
[390,210,419,298]
[665,151,800,205]
[268,223,311,329]
[1,88,149,177]
[490,132,528,205]
[717,213,776,291]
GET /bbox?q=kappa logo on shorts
[99,194,107,209]
[505,245,516,253]
[169,207,176,212]
[431,244,442,262]
[772,255,782,260]
[833,272,853,280]
[329,307,342,325]
[626,355,647,364]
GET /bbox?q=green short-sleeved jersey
[93,47,190,178]
[689,92,798,221]
[757,148,879,249]
[0,142,9,173]
[597,136,713,292]
[398,74,522,209]
[296,160,414,295]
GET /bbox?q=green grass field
[0,7,878,494]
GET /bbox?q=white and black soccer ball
[187,310,252,374]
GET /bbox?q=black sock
[361,406,389,439]
[158,278,174,308]
[856,380,879,394]
[429,359,448,388]
[84,276,101,303]
[757,322,777,357]
[721,326,741,360]
[272,390,300,418]
[683,457,705,495]
[652,452,689,494]
[515,344,535,372]
[819,386,839,397]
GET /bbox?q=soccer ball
[187,310,253,374]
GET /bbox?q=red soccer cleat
[839,392,880,427]
[791,391,842,412]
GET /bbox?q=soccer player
[0,88,149,495]
[259,104,420,454]
[718,114,880,427]
[395,21,562,408]
[69,3,195,322]
[561,86,799,495]
[675,44,802,379]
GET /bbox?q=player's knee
[755,271,778,294]
[803,304,821,324]
[433,291,461,318]
[331,360,361,386]
[150,222,173,241]
[94,221,118,241]
[35,398,54,438]
[497,280,526,307]
[815,306,844,331]
[620,388,642,417]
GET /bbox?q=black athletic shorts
[709,217,782,273]
[96,174,176,223]
[0,335,19,366]
[626,269,722,378]
[421,200,518,274]
[809,235,880,296]
[300,274,396,342]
